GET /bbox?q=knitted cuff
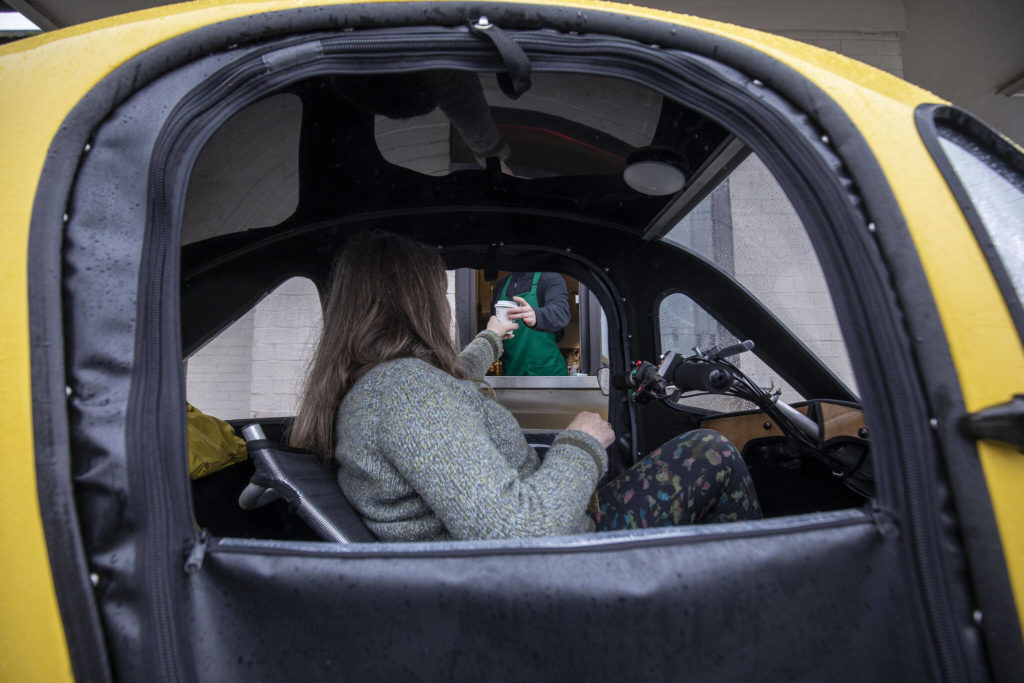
[476,329,503,361]
[555,430,608,476]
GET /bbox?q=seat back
[240,424,377,543]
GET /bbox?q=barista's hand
[509,296,536,327]
[566,411,615,448]
[486,315,518,340]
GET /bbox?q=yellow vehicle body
[1,1,1021,680]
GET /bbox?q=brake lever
[709,340,755,361]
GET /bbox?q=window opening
[937,130,1024,323]
[185,277,321,420]
[450,269,609,430]
[661,154,857,396]
[182,93,301,244]
[173,51,872,545]
[375,72,657,178]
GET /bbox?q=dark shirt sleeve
[532,273,570,333]
[490,272,570,333]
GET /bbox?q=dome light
[622,146,688,196]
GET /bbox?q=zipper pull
[468,16,532,99]
[871,506,900,538]
[184,529,209,574]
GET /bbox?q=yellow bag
[187,403,247,479]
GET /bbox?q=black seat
[239,424,377,543]
[525,430,558,459]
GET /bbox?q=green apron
[499,272,568,376]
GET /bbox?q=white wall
[248,278,324,417]
[186,278,322,420]
[187,272,461,420]
[728,155,857,398]
[662,154,859,403]
[184,309,256,420]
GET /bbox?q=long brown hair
[290,232,464,458]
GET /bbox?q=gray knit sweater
[334,330,608,542]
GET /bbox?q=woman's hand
[508,296,536,327]
[486,315,518,340]
[565,411,615,448]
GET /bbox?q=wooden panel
[700,406,804,452]
[700,401,867,453]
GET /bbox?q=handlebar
[615,340,821,444]
[662,355,735,392]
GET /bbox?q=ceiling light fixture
[622,146,689,196]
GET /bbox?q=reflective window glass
[938,133,1024,313]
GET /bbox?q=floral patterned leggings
[591,429,762,531]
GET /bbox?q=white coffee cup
[495,299,516,323]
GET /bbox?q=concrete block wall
[185,309,257,420]
[186,272,460,420]
[728,155,857,399]
[447,270,458,342]
[373,72,663,178]
[375,108,452,176]
[660,153,859,403]
[249,278,324,417]
[186,277,322,420]
[182,93,302,245]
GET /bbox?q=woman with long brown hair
[292,232,760,542]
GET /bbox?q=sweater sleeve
[458,330,502,379]
[379,378,605,540]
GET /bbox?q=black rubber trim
[912,103,1024,681]
[27,171,113,682]
[210,508,873,558]
[915,104,1024,343]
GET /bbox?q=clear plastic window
[374,72,657,178]
[182,94,302,244]
[660,154,857,400]
[937,133,1024,312]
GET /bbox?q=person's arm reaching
[458,317,517,379]
[534,273,571,332]
[509,273,570,333]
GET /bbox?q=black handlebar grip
[712,340,755,360]
[666,360,735,392]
